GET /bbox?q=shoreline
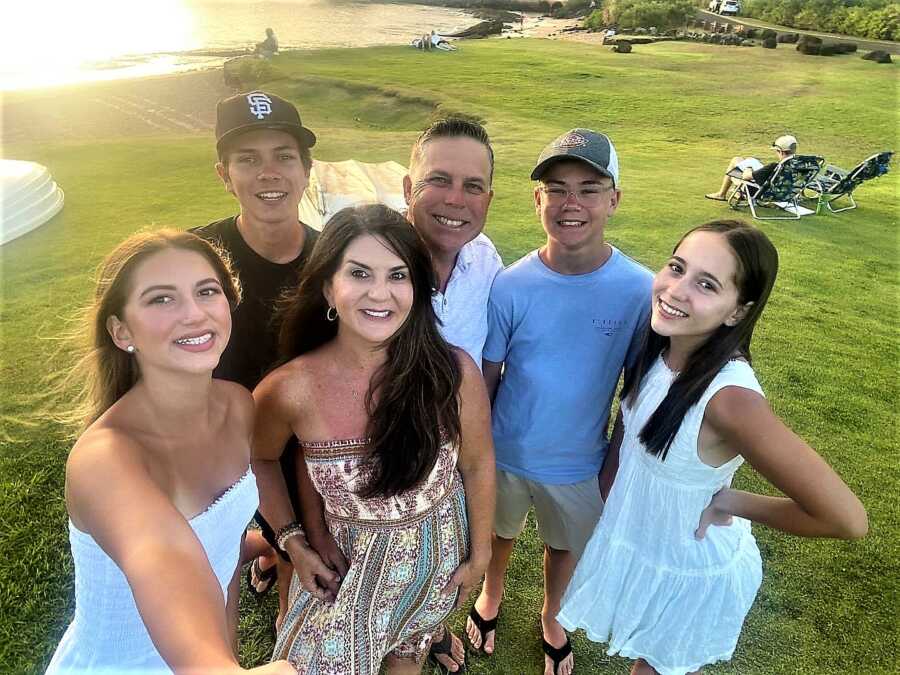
[1,20,583,147]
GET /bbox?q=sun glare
[2,0,196,89]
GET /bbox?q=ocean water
[0,0,475,90]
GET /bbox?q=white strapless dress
[46,468,258,674]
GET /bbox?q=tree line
[580,0,898,39]
[740,0,898,41]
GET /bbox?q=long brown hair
[278,204,462,498]
[622,219,779,459]
[62,229,240,430]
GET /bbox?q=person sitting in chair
[705,135,798,201]
[255,28,278,58]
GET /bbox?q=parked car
[719,0,741,15]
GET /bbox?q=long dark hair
[621,219,778,460]
[278,204,462,498]
[62,230,240,431]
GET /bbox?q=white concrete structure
[1,160,65,246]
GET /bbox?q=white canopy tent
[299,159,408,230]
[0,160,65,246]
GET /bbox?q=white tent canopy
[0,160,65,246]
[299,159,407,230]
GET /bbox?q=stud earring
[126,345,136,353]
[326,306,338,322]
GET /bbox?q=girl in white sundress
[46,231,293,675]
[557,219,868,675]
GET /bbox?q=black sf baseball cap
[215,90,317,154]
[531,128,620,187]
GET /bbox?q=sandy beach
[3,69,233,146]
[1,24,599,148]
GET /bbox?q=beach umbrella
[299,159,408,230]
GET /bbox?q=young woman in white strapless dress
[46,230,294,675]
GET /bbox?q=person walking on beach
[45,230,293,675]
[192,90,336,629]
[466,129,652,675]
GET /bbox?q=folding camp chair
[728,155,824,221]
[804,151,893,213]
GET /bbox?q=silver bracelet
[276,522,306,552]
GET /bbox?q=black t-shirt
[192,216,318,391]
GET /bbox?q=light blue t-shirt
[484,247,652,485]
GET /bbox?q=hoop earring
[126,345,136,354]
[326,306,338,322]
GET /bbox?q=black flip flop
[466,604,500,654]
[427,624,468,674]
[245,557,277,599]
[542,635,573,675]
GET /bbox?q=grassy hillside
[2,38,897,673]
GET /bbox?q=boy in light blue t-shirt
[463,129,652,675]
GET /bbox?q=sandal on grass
[427,624,467,674]
[542,635,573,675]
[245,556,277,599]
[466,604,500,654]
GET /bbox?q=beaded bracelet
[275,522,306,552]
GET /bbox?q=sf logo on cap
[247,92,273,120]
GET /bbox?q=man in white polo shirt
[404,118,502,672]
[404,117,503,368]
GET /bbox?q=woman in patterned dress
[252,204,495,674]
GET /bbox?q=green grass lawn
[2,38,897,673]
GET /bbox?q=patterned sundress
[273,437,469,673]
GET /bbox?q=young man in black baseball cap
[192,90,343,627]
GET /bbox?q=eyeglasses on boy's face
[539,184,614,206]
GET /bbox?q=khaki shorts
[494,469,604,558]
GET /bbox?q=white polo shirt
[432,233,503,368]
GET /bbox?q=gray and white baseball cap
[531,129,620,187]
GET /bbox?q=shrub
[223,56,283,88]
[553,0,593,18]
[613,40,633,52]
[583,9,605,29]
[819,43,838,55]
[740,0,899,41]
[763,36,777,48]
[601,0,695,31]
